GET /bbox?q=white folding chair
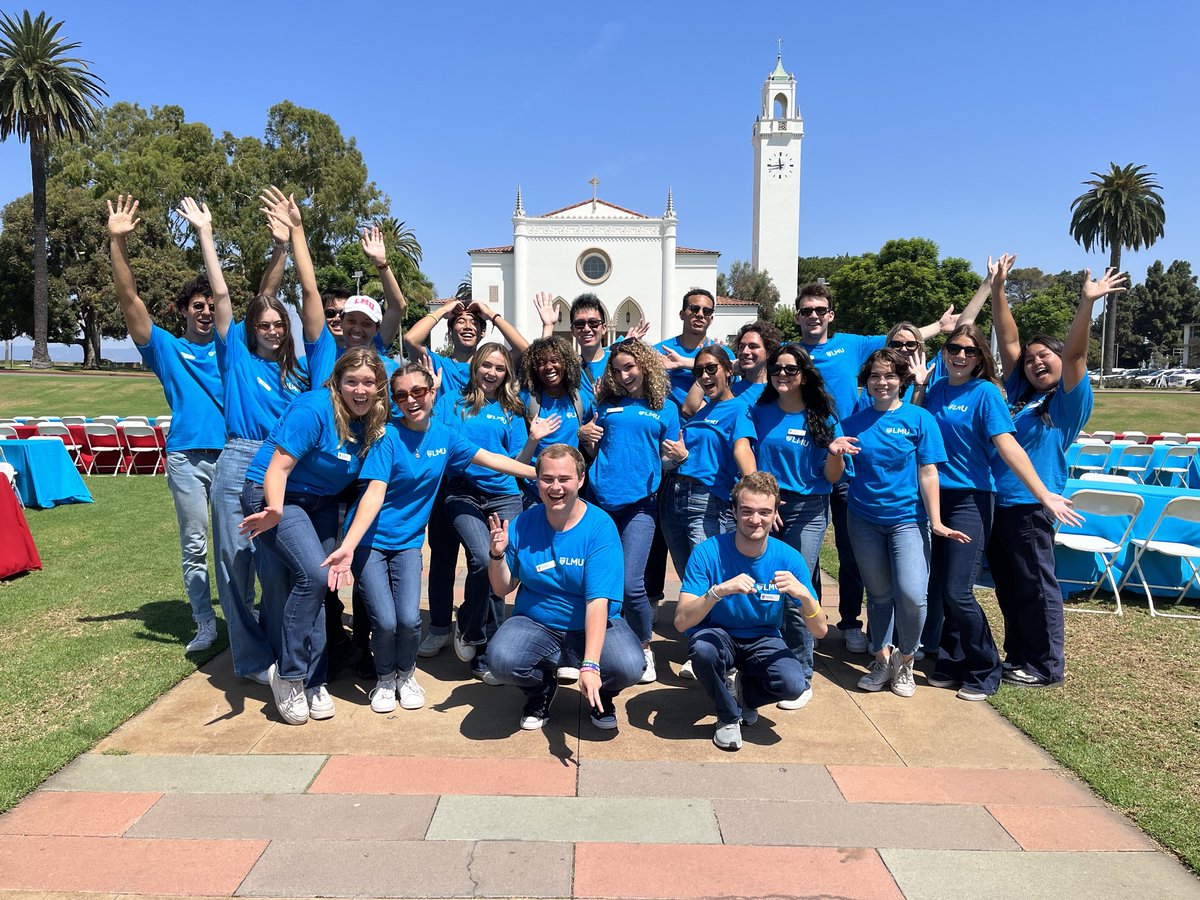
[1091,430,1117,443]
[1150,444,1199,487]
[1109,439,1136,448]
[60,416,87,426]
[36,422,83,469]
[83,423,126,475]
[0,425,16,440]
[1070,443,1111,478]
[1117,497,1200,620]
[1075,437,1105,446]
[94,416,121,427]
[1160,432,1186,443]
[0,418,16,425]
[157,415,172,429]
[1112,444,1156,483]
[121,416,151,425]
[1122,431,1148,444]
[159,419,171,439]
[1185,433,1200,443]
[1080,473,1137,485]
[1054,489,1143,615]
[119,423,162,476]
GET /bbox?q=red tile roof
[468,246,514,254]
[716,295,758,307]
[676,246,719,255]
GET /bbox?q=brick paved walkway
[1,574,1197,899]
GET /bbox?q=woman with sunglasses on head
[751,344,840,708]
[580,339,680,683]
[922,324,1080,700]
[239,349,390,725]
[319,364,536,713]
[987,257,1127,689]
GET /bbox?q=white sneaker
[857,654,893,692]
[453,625,476,662]
[843,629,869,654]
[713,719,742,750]
[891,655,916,698]
[639,647,657,684]
[370,672,398,713]
[555,666,580,684]
[777,687,813,710]
[186,619,217,653]
[268,664,308,725]
[397,669,426,709]
[679,659,696,680]
[417,632,451,658]
[305,684,336,720]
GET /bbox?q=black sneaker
[1002,667,1062,688]
[590,693,619,730]
[519,680,558,730]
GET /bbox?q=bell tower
[751,43,804,300]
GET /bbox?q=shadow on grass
[76,599,206,646]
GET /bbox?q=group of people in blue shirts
[107,188,1124,745]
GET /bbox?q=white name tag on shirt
[256,377,274,392]
[787,429,807,437]
[337,452,352,462]
[607,407,625,413]
[760,592,781,603]
[536,560,557,573]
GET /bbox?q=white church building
[438,51,803,349]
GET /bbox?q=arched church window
[552,298,572,338]
[577,249,611,285]
[610,297,644,344]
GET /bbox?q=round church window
[577,249,611,285]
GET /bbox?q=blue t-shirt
[215,321,308,441]
[995,371,1093,507]
[841,403,947,524]
[245,390,376,496]
[655,336,713,409]
[678,397,755,501]
[427,349,471,399]
[439,395,527,495]
[803,333,886,420]
[518,389,596,458]
[355,420,478,550]
[304,328,398,391]
[505,502,624,630]
[136,325,224,452]
[731,379,767,405]
[925,377,1015,492]
[751,404,841,496]
[680,533,815,639]
[590,398,681,510]
[580,351,610,396]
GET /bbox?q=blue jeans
[166,449,219,625]
[660,475,734,580]
[928,488,1000,694]
[689,627,807,725]
[353,545,423,676]
[987,504,1064,683]
[603,495,658,644]
[211,438,275,677]
[424,483,460,636]
[776,490,827,683]
[487,613,645,711]
[240,480,332,686]
[830,481,866,631]
[445,482,524,645]
[849,511,930,656]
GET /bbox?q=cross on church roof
[588,175,599,208]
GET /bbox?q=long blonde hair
[455,342,525,419]
[595,338,668,409]
[325,348,388,456]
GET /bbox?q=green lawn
[0,371,169,419]
[1087,391,1200,435]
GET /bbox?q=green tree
[716,260,780,319]
[1126,260,1200,363]
[1011,282,1076,343]
[0,10,106,366]
[1069,163,1166,373]
[1005,267,1054,305]
[795,254,854,295]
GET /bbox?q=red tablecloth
[0,477,41,578]
[10,424,166,474]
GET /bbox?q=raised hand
[487,512,509,556]
[627,318,651,341]
[826,436,860,456]
[439,297,467,317]
[659,347,688,371]
[106,194,141,238]
[577,411,603,445]
[533,291,559,327]
[176,196,212,232]
[938,305,959,334]
[259,185,302,229]
[910,347,930,386]
[1081,267,1128,304]
[360,225,387,268]
[264,205,290,245]
[528,413,563,442]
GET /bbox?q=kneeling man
[487,443,645,731]
[675,472,827,750]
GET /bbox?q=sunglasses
[571,318,603,330]
[392,385,432,402]
[324,308,343,320]
[768,364,802,377]
[189,302,215,313]
[889,340,921,351]
[255,321,285,333]
[797,306,829,318]
[945,343,981,358]
[686,304,715,318]
[692,363,721,378]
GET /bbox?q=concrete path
[1,571,1197,900]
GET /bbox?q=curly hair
[594,338,669,409]
[520,336,582,398]
[758,344,838,448]
[325,348,388,456]
[455,342,525,419]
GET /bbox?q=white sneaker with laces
[891,655,916,698]
[268,664,309,725]
[186,619,217,653]
[639,647,657,684]
[370,672,398,713]
[777,686,813,710]
[857,654,893,692]
[305,684,336,720]
[453,625,476,662]
[417,632,451,658]
[398,669,426,709]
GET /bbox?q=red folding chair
[82,423,127,475]
[120,423,164,475]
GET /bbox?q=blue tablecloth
[1056,479,1200,600]
[1,439,93,509]
[1064,442,1200,487]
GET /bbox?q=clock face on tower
[767,151,793,179]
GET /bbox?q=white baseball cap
[342,295,382,324]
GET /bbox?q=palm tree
[1069,163,1165,374]
[0,11,106,368]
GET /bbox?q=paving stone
[573,842,903,899]
[577,759,841,800]
[124,793,437,841]
[426,796,720,843]
[986,804,1159,851]
[0,792,161,836]
[880,849,1200,900]
[309,755,576,796]
[236,839,569,897]
[43,754,326,794]
[828,765,1102,806]
[0,835,266,895]
[714,799,1019,849]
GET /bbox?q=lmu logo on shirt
[884,427,914,436]
[820,348,845,358]
[423,447,446,458]
[558,556,586,567]
[947,403,970,413]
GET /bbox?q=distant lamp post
[353,270,364,293]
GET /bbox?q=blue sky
[2,0,1198,305]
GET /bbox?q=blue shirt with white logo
[924,377,1014,492]
[135,324,224,452]
[841,402,947,524]
[518,389,596,458]
[751,404,841,496]
[590,398,680,510]
[439,395,528,495]
[803,332,886,420]
[678,397,755,501]
[215,321,308,441]
[655,336,714,409]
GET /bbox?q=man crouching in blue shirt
[486,443,645,732]
[675,471,828,750]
